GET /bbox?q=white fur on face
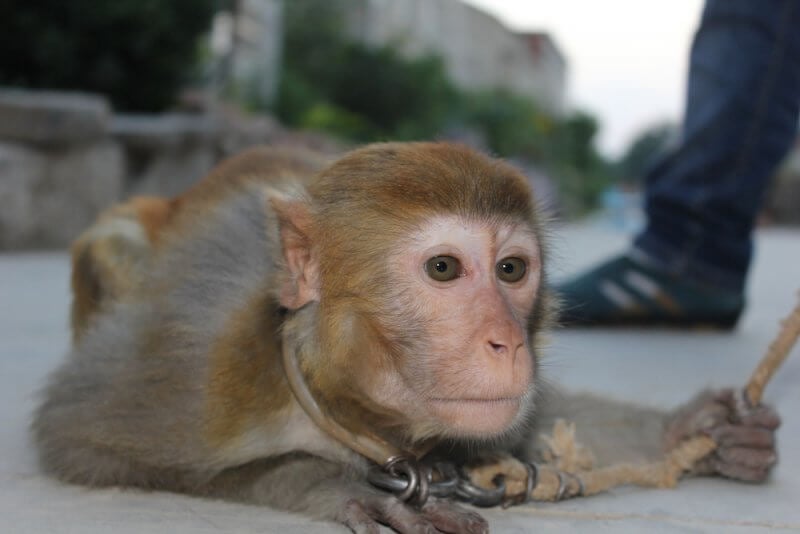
[366,215,541,440]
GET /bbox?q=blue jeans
[633,0,800,293]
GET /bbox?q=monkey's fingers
[693,452,774,483]
[709,425,776,450]
[346,494,486,534]
[373,498,428,533]
[736,405,781,430]
[708,449,776,483]
[716,446,777,470]
[343,500,382,534]
[692,449,775,483]
[714,390,781,429]
[420,499,489,534]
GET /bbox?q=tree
[276,0,612,215]
[276,0,457,141]
[0,0,221,111]
[617,122,677,183]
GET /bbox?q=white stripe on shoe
[624,269,681,313]
[599,279,638,311]
[624,269,660,297]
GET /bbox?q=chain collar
[280,331,512,507]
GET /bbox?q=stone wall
[0,88,343,250]
[0,90,123,249]
[1,87,795,250]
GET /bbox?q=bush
[276,0,458,141]
[0,0,221,111]
[458,90,543,156]
[276,0,612,214]
[277,42,457,141]
[616,122,677,183]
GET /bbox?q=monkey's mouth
[428,397,522,436]
[430,396,521,405]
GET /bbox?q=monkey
[32,142,780,534]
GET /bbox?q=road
[2,224,798,532]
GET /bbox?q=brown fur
[206,292,291,446]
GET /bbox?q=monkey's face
[359,215,541,441]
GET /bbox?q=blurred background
[0,0,798,250]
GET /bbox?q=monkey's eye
[496,257,527,283]
[425,256,462,282]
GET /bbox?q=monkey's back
[33,145,324,487]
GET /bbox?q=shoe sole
[558,311,742,331]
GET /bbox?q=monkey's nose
[488,341,509,355]
[486,339,525,361]
[483,319,525,358]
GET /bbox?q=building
[209,0,284,105]
[343,0,567,115]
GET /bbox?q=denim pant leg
[633,0,800,293]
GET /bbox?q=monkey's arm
[202,454,487,534]
[533,388,779,482]
[534,391,667,466]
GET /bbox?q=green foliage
[301,102,374,140]
[0,0,222,111]
[617,122,676,183]
[546,113,615,214]
[553,112,601,170]
[455,93,612,213]
[459,90,541,155]
[276,0,612,214]
[277,0,457,141]
[323,45,456,140]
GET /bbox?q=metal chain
[367,458,510,508]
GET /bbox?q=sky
[462,0,704,158]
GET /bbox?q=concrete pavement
[1,224,799,532]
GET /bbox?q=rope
[745,293,800,405]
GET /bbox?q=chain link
[367,459,509,508]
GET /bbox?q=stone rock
[218,112,285,157]
[36,141,124,247]
[0,138,126,249]
[0,95,354,249]
[0,88,110,145]
[110,113,220,150]
[125,144,217,198]
[0,143,47,248]
[265,129,348,156]
[111,113,221,197]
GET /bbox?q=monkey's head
[274,142,553,445]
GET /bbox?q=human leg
[559,0,800,327]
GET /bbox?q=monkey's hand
[340,493,488,534]
[664,388,780,482]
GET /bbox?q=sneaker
[556,254,744,329]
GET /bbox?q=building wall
[344,0,566,114]
[210,0,284,105]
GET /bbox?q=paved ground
[2,224,799,533]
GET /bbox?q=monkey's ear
[271,197,320,310]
